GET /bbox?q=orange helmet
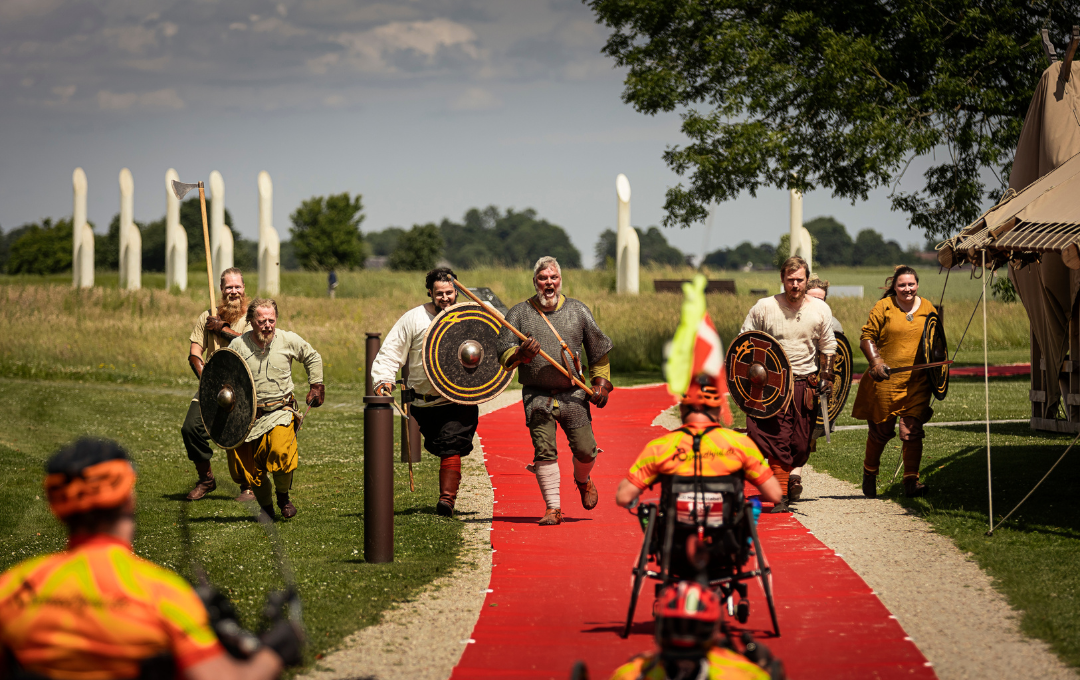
[44,439,136,520]
[681,377,724,408]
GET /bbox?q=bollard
[364,395,395,563]
[400,364,422,464]
[365,333,381,396]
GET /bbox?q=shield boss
[199,348,256,449]
[726,330,792,418]
[817,331,854,428]
[423,301,514,404]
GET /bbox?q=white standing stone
[257,171,281,295]
[118,168,141,290]
[72,168,94,288]
[209,170,234,283]
[788,188,812,275]
[165,168,187,291]
[615,173,640,295]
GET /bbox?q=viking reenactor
[739,256,836,510]
[371,268,478,518]
[182,267,252,501]
[853,265,936,498]
[498,256,614,526]
[227,298,324,519]
[0,438,303,679]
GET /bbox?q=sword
[882,360,954,377]
[818,384,831,444]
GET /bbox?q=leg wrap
[902,439,924,480]
[438,455,463,509]
[769,461,792,497]
[862,437,888,475]
[572,456,595,485]
[534,460,560,510]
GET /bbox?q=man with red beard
[371,268,477,518]
[228,299,324,519]
[182,267,252,501]
[498,256,614,525]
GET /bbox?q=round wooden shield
[423,302,515,405]
[816,331,853,428]
[917,311,949,400]
[726,331,792,419]
[199,348,257,449]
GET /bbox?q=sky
[0,0,942,267]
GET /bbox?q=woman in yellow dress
[852,265,934,498]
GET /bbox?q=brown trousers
[864,416,926,480]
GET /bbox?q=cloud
[449,86,502,111]
[101,25,158,54]
[96,87,184,111]
[333,18,482,74]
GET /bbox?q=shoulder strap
[527,297,583,378]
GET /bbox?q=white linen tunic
[369,305,448,407]
[740,295,836,376]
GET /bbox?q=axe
[172,180,216,312]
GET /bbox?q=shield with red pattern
[725,331,793,419]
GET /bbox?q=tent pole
[983,250,993,532]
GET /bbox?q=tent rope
[987,431,1080,536]
[951,290,984,361]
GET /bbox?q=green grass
[0,378,462,669]
[809,385,1080,669]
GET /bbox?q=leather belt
[257,396,297,419]
[417,393,442,403]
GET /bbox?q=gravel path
[299,392,519,680]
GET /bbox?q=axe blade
[172,179,200,201]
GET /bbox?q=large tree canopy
[588,0,1079,239]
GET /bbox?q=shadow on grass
[916,434,1080,537]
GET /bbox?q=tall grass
[0,267,1031,387]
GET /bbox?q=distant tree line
[593,227,687,269]
[703,217,922,270]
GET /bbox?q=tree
[774,233,820,270]
[0,224,34,273]
[703,242,775,270]
[179,197,234,270]
[289,193,366,270]
[439,207,582,268]
[804,217,854,266]
[7,218,72,274]
[366,227,406,257]
[389,224,444,271]
[853,229,905,266]
[588,0,1079,240]
[594,226,685,268]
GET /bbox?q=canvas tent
[938,57,1080,431]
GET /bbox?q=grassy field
[0,377,461,669]
[0,265,1030,388]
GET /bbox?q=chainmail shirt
[497,295,613,429]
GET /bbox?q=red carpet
[853,363,1029,382]
[452,385,936,680]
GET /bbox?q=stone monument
[71,168,94,289]
[165,168,187,291]
[615,173,640,294]
[118,168,141,290]
[209,170,234,284]
[788,188,813,274]
[257,171,280,295]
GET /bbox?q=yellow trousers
[230,420,298,506]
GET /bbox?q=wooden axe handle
[452,280,595,397]
[198,184,216,312]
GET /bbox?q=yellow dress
[851,296,935,424]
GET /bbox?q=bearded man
[228,298,325,520]
[182,267,252,501]
[497,256,614,526]
[740,256,835,511]
[371,268,476,518]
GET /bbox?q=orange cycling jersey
[0,534,223,680]
[626,423,772,490]
[609,647,770,680]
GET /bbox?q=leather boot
[787,474,803,502]
[186,461,216,501]
[862,437,888,498]
[276,492,297,519]
[235,485,255,502]
[436,468,462,517]
[903,477,929,497]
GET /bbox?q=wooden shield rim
[199,347,256,449]
[817,331,853,427]
[725,330,793,419]
[422,301,515,405]
[923,312,949,400]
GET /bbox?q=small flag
[664,274,733,425]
